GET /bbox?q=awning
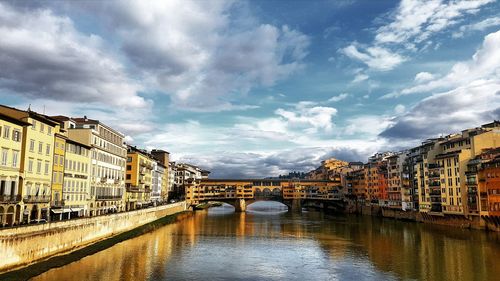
[51,208,72,214]
[70,208,83,213]
[110,205,117,210]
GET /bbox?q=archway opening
[247,201,288,214]
[207,202,235,215]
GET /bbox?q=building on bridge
[186,179,344,212]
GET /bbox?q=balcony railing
[23,195,51,203]
[0,194,21,203]
[96,195,123,200]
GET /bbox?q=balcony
[51,200,65,207]
[429,181,441,187]
[23,195,51,203]
[428,163,441,170]
[0,194,21,203]
[96,195,123,201]
[428,172,440,179]
[429,191,441,196]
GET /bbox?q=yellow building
[57,116,127,216]
[0,105,60,223]
[62,138,92,218]
[0,112,30,226]
[50,132,66,218]
[126,146,154,210]
[417,122,500,216]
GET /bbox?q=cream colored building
[0,112,30,226]
[0,105,60,223]
[62,138,92,218]
[58,117,127,216]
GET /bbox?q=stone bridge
[187,179,345,212]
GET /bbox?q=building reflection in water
[32,202,500,281]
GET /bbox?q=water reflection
[31,202,500,281]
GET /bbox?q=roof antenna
[43,105,46,114]
[28,104,31,112]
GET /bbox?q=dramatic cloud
[339,0,494,75]
[90,0,310,111]
[385,29,500,98]
[380,80,500,139]
[0,2,147,108]
[178,146,372,178]
[375,0,494,45]
[341,44,406,71]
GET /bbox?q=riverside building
[0,111,30,226]
[64,117,127,215]
[0,105,60,223]
[126,146,154,210]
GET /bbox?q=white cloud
[343,115,393,136]
[328,93,349,102]
[380,79,500,139]
[90,1,310,111]
[352,73,369,83]
[0,2,147,108]
[394,104,406,114]
[414,71,435,82]
[275,102,337,133]
[453,16,500,38]
[341,44,406,71]
[386,30,500,98]
[375,0,494,45]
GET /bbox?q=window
[12,150,18,167]
[44,162,49,175]
[127,165,132,171]
[126,174,131,180]
[38,142,43,154]
[37,160,42,174]
[3,126,10,139]
[1,149,8,166]
[32,120,36,130]
[29,139,35,152]
[13,130,21,142]
[48,127,52,135]
[40,123,44,133]
[28,159,33,172]
[46,144,50,155]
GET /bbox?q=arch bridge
[186,179,345,212]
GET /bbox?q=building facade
[61,138,92,218]
[126,146,154,210]
[66,117,127,215]
[50,132,66,219]
[0,112,29,226]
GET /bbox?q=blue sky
[0,0,499,178]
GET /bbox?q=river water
[31,202,500,281]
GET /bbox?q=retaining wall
[0,202,187,272]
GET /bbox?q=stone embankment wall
[0,202,187,272]
[345,199,500,232]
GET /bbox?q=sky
[0,0,499,178]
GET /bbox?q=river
[31,202,500,281]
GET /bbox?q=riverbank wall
[0,201,187,273]
[346,201,500,232]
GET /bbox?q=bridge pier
[234,199,246,212]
